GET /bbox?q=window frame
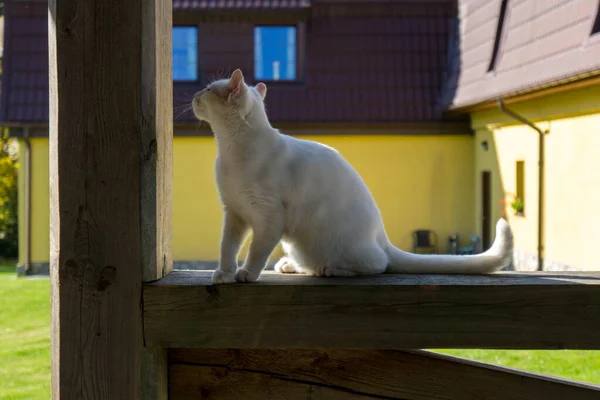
[252,23,305,85]
[172,25,201,83]
[515,160,525,217]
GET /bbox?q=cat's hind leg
[274,241,299,273]
[274,257,298,274]
[320,244,388,277]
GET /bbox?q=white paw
[235,268,260,283]
[211,268,236,284]
[274,258,296,274]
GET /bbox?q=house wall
[19,133,476,268]
[471,85,600,271]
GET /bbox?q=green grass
[0,263,51,400]
[0,262,599,399]
[434,349,600,384]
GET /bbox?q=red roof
[0,2,48,124]
[173,0,310,9]
[0,0,459,125]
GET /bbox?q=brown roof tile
[1,0,458,125]
[172,0,310,10]
[0,4,48,124]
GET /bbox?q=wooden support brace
[168,349,600,400]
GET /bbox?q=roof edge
[446,71,600,115]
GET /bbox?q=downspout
[497,99,548,271]
[23,127,32,274]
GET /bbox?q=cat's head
[192,69,267,125]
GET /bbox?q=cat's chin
[192,108,206,122]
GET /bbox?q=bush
[0,129,19,259]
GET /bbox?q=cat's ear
[227,69,245,101]
[255,82,267,100]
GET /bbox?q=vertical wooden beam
[141,1,173,399]
[48,0,172,398]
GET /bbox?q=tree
[0,128,18,259]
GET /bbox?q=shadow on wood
[168,349,600,400]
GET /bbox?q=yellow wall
[472,85,600,271]
[23,134,476,265]
[17,139,27,264]
[19,138,51,265]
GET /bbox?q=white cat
[193,69,513,284]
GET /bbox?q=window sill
[143,270,600,349]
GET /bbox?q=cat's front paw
[235,268,260,283]
[212,268,236,284]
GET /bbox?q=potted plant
[510,196,524,216]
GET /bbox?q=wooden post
[48,0,172,398]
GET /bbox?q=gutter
[447,72,600,115]
[497,99,548,271]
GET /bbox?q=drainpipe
[497,99,548,271]
[23,127,32,275]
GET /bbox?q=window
[254,26,297,81]
[515,160,525,215]
[173,27,198,81]
[488,0,508,72]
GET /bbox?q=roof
[174,2,457,124]
[1,0,458,126]
[0,1,48,124]
[172,0,310,9]
[444,0,600,110]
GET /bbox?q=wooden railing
[145,270,600,349]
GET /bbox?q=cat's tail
[385,218,513,274]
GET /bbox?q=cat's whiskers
[173,101,194,120]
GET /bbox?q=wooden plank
[168,349,600,400]
[141,0,173,283]
[49,0,171,398]
[155,270,600,285]
[140,0,173,398]
[144,271,600,349]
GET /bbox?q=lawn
[0,264,51,399]
[0,262,599,399]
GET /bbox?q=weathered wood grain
[156,270,600,286]
[49,0,172,398]
[140,0,173,398]
[168,349,600,400]
[144,271,600,349]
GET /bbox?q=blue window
[254,26,297,81]
[173,27,198,81]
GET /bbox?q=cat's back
[278,133,382,244]
[280,134,375,205]
[282,134,346,168]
